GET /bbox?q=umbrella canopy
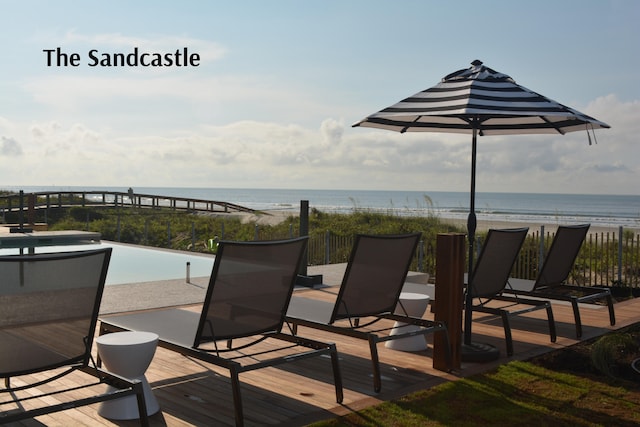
[352,59,610,137]
[352,60,610,358]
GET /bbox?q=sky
[1,0,639,195]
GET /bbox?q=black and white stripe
[353,61,610,350]
[353,60,610,136]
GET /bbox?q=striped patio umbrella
[352,60,610,359]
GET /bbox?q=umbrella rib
[540,116,566,135]
[401,116,422,133]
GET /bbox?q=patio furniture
[97,331,160,420]
[99,237,343,427]
[385,292,431,351]
[0,248,149,426]
[286,233,450,393]
[467,228,557,357]
[505,224,615,337]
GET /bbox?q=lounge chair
[0,248,149,425]
[505,224,615,338]
[286,233,450,393]
[99,237,343,427]
[466,228,557,357]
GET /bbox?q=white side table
[97,331,160,420]
[385,292,430,352]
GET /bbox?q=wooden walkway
[0,190,257,218]
[3,265,639,426]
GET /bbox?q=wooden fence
[195,224,640,288]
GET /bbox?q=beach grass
[27,205,640,287]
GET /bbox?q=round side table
[97,331,160,420]
[385,292,431,352]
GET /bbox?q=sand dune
[225,210,637,234]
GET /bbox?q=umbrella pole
[464,129,477,346]
[462,126,500,362]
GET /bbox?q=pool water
[0,241,215,286]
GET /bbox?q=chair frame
[0,248,149,426]
[99,237,343,427]
[286,233,451,393]
[505,224,615,337]
[467,228,557,356]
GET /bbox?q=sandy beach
[437,217,637,235]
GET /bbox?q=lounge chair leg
[571,299,583,338]
[230,368,244,427]
[501,312,514,357]
[606,294,616,326]
[464,301,473,346]
[368,337,382,393]
[132,380,150,427]
[545,304,557,343]
[329,344,344,403]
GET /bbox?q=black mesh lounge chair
[286,233,450,393]
[99,237,343,427]
[505,224,615,338]
[0,248,149,426]
[467,228,557,357]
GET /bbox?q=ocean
[5,186,640,230]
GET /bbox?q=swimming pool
[0,241,215,286]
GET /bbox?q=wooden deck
[3,264,639,426]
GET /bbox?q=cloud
[1,136,22,156]
[320,118,344,146]
[0,92,637,194]
[589,163,630,173]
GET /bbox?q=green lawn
[308,360,640,427]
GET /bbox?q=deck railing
[259,226,640,288]
[0,191,256,220]
[510,227,640,288]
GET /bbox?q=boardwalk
[2,263,639,426]
[0,190,257,219]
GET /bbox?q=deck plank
[3,274,638,426]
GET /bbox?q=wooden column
[433,233,465,371]
[299,200,309,276]
[27,193,36,225]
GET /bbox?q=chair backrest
[195,237,308,345]
[331,233,421,321]
[534,224,590,289]
[0,248,112,377]
[469,228,528,298]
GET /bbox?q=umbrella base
[461,342,500,363]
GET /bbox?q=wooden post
[27,193,35,225]
[433,233,465,371]
[299,200,309,276]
